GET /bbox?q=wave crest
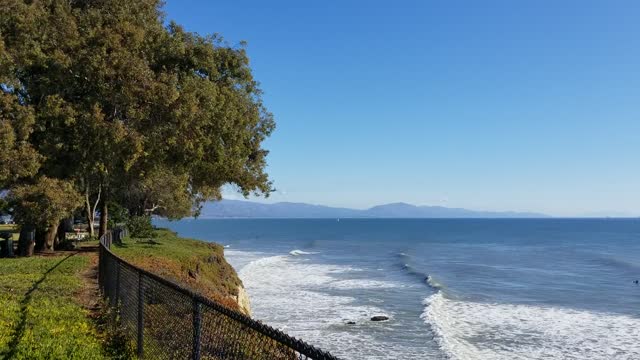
[289,249,318,256]
[422,292,640,360]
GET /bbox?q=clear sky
[164,1,640,217]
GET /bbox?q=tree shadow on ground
[3,253,76,359]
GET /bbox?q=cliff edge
[110,228,251,316]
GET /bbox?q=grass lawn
[0,228,244,359]
[111,229,243,311]
[0,253,107,359]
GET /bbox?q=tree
[8,177,82,252]
[1,0,274,235]
[120,167,195,219]
[0,38,41,189]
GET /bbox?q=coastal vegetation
[0,227,248,358]
[0,0,274,253]
[111,228,246,313]
[0,253,107,359]
[0,0,272,357]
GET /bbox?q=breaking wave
[228,250,439,359]
[289,249,318,256]
[422,292,640,360]
[397,252,443,290]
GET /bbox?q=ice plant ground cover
[0,253,108,359]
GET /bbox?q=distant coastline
[196,199,549,219]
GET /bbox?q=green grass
[0,254,106,359]
[111,229,243,310]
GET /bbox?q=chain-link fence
[98,230,339,360]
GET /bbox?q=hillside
[110,229,250,314]
[198,200,548,218]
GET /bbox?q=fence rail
[98,230,339,360]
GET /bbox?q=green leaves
[126,215,154,238]
[0,93,41,186]
[1,0,274,223]
[8,177,82,228]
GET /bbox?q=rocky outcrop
[370,315,389,322]
[236,285,252,316]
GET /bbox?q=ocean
[154,218,640,360]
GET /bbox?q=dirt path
[76,248,103,319]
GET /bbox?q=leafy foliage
[126,215,154,239]
[8,177,82,229]
[0,4,268,357]
[107,201,130,229]
[121,167,195,219]
[0,0,275,225]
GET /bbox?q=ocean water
[155,218,640,360]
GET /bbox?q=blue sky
[164,1,640,216]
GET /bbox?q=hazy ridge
[198,200,548,218]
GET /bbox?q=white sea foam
[227,250,440,359]
[237,255,381,324]
[422,292,640,360]
[329,279,405,290]
[288,249,318,256]
[224,249,268,271]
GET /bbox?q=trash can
[114,228,125,244]
[0,235,13,257]
[5,239,13,257]
[19,229,35,257]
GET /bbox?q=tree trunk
[18,226,35,257]
[43,223,59,252]
[56,218,73,247]
[85,183,100,238]
[99,197,108,238]
[86,204,95,238]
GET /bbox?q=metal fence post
[192,299,202,360]
[98,247,102,290]
[115,261,120,305]
[137,272,145,358]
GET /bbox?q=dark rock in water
[370,316,389,322]
[346,321,356,325]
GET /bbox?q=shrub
[127,216,153,238]
[127,216,154,238]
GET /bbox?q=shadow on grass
[114,239,161,249]
[136,239,160,245]
[76,245,100,253]
[3,253,76,359]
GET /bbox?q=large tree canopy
[0,0,274,243]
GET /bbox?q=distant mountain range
[197,200,549,218]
